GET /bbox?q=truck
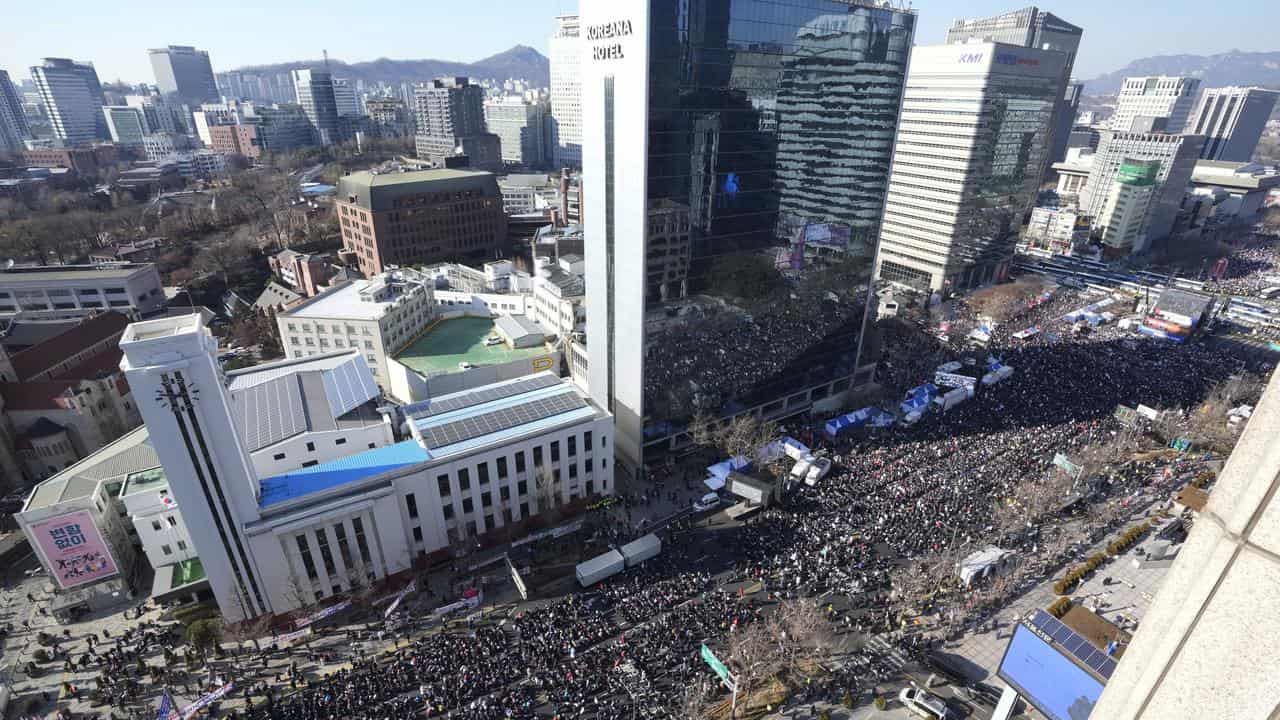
[575,549,625,587]
[619,533,661,567]
[789,456,812,482]
[931,385,974,413]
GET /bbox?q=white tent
[957,546,1012,587]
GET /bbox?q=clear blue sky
[1,0,1276,85]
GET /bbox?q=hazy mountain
[1085,50,1280,96]
[229,45,549,87]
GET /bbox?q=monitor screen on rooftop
[998,624,1103,720]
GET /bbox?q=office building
[31,58,107,145]
[21,146,116,176]
[484,95,549,168]
[332,78,360,118]
[36,312,611,620]
[142,132,194,162]
[945,6,1083,166]
[876,43,1065,292]
[1051,147,1095,198]
[0,69,32,153]
[1109,76,1200,133]
[249,104,315,153]
[292,69,341,146]
[582,0,915,466]
[148,46,219,105]
[102,106,150,146]
[125,93,185,135]
[216,70,296,105]
[1025,205,1091,255]
[549,15,582,168]
[413,77,501,172]
[335,168,507,276]
[1188,86,1280,163]
[276,268,436,390]
[364,98,409,138]
[1095,159,1160,255]
[1081,130,1205,254]
[1189,160,1280,224]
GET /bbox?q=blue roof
[259,440,429,508]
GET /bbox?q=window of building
[568,436,576,457]
[500,486,510,501]
[586,480,595,495]
[602,458,608,470]
[518,480,528,496]
[462,498,474,514]
[302,460,318,468]
[334,523,353,568]
[496,456,508,479]
[533,447,543,467]
[550,441,560,462]
[315,530,337,576]
[584,431,593,452]
[406,493,419,519]
[177,540,187,551]
[151,520,161,531]
[437,474,451,497]
[351,517,373,565]
[477,462,490,485]
[335,438,347,446]
[167,516,177,527]
[553,469,561,483]
[297,535,319,580]
[569,463,578,479]
[306,441,315,452]
[602,435,608,448]
[273,452,286,461]
[443,504,455,520]
[515,451,526,474]
[481,491,492,508]
[520,502,530,517]
[458,468,470,491]
[161,544,172,555]
[412,526,423,543]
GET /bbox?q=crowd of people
[1201,238,1280,297]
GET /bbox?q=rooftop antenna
[323,49,330,70]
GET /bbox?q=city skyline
[1,0,1278,89]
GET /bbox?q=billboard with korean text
[31,510,118,589]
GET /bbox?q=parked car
[693,493,722,513]
[484,336,504,346]
[898,687,955,719]
[459,362,475,370]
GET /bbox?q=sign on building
[935,371,977,388]
[30,510,119,590]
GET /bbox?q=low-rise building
[0,264,165,317]
[1189,160,1280,224]
[1025,206,1092,255]
[531,254,584,341]
[206,123,261,159]
[276,268,436,391]
[141,133,193,162]
[269,248,333,297]
[21,145,116,176]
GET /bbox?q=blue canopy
[824,407,874,438]
[707,455,751,481]
[781,436,810,455]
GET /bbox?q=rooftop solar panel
[420,391,587,449]
[1027,609,1117,680]
[405,374,561,419]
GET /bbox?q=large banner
[385,580,416,618]
[178,681,235,720]
[294,599,352,629]
[30,510,118,589]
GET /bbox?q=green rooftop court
[394,316,549,376]
[171,558,206,588]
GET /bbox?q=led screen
[998,624,1103,720]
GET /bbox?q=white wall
[250,423,395,478]
[433,290,529,316]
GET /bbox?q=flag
[156,690,176,720]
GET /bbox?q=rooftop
[254,281,302,311]
[280,270,428,321]
[23,427,158,512]
[495,314,545,340]
[259,439,429,508]
[393,316,549,376]
[337,168,497,211]
[0,264,154,283]
[9,311,129,381]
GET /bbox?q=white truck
[575,550,625,587]
[619,534,661,567]
[790,456,812,482]
[931,385,974,413]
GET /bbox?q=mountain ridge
[226,45,550,88]
[1086,49,1280,95]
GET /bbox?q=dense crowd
[1202,239,1280,297]
[235,282,1272,720]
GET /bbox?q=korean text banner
[31,510,118,589]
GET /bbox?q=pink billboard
[31,510,118,589]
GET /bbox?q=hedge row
[1047,597,1072,618]
[1107,520,1154,557]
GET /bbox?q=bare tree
[727,622,782,719]
[282,572,312,612]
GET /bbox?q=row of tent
[824,407,896,438]
[704,436,811,489]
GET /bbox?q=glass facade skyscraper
[582,0,915,469]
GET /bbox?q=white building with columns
[113,312,610,620]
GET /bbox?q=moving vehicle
[458,362,475,370]
[804,457,833,486]
[899,687,955,719]
[693,493,722,513]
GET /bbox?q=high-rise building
[1095,159,1160,254]
[413,77,501,172]
[1188,86,1280,163]
[332,78,360,118]
[31,58,107,145]
[484,95,549,168]
[582,0,916,466]
[1080,130,1205,254]
[364,98,409,137]
[549,15,582,168]
[248,104,315,153]
[148,46,219,105]
[1109,76,1200,133]
[945,7,1082,168]
[292,69,341,146]
[102,105,150,146]
[875,42,1065,292]
[216,71,296,105]
[0,69,31,153]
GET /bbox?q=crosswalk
[863,634,912,672]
